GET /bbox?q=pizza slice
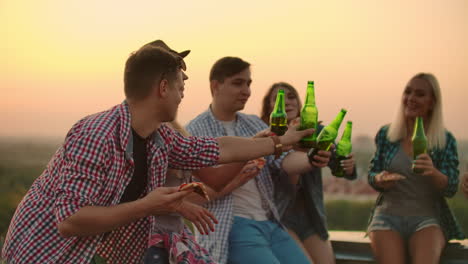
[253,157,266,169]
[178,182,210,201]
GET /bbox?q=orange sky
[2,0,467,141]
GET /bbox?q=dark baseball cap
[143,39,190,58]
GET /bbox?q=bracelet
[270,135,283,159]
[306,147,316,164]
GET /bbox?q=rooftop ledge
[329,231,468,264]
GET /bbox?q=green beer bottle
[412,116,427,174]
[270,88,288,136]
[299,81,319,148]
[308,108,347,159]
[332,121,353,177]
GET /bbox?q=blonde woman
[367,73,464,264]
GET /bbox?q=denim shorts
[282,191,328,241]
[368,212,441,241]
[283,204,319,241]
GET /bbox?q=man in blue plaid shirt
[186,57,331,264]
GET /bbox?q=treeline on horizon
[0,138,467,244]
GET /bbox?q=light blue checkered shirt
[186,107,288,264]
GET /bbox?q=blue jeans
[228,216,311,264]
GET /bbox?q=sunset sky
[2,0,467,141]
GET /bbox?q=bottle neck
[329,110,347,130]
[304,85,316,106]
[412,117,426,138]
[341,122,353,141]
[273,91,285,113]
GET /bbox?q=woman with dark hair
[367,73,464,264]
[261,82,357,264]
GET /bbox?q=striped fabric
[2,102,220,264]
[367,125,465,240]
[186,107,287,264]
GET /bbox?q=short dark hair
[209,57,250,83]
[124,46,182,100]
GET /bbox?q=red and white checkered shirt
[2,102,220,264]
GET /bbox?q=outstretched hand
[280,123,315,151]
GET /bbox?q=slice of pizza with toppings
[178,182,210,201]
[253,157,266,169]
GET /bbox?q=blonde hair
[387,73,446,149]
[168,120,191,137]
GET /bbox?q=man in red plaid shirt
[2,41,313,264]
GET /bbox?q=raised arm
[216,124,314,163]
[190,162,261,203]
[193,162,247,192]
[280,150,331,176]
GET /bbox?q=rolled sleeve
[168,130,220,170]
[268,150,293,184]
[55,195,95,223]
[270,149,292,169]
[54,132,108,223]
[368,128,386,192]
[437,132,460,198]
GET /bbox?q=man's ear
[157,79,170,98]
[210,80,219,96]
